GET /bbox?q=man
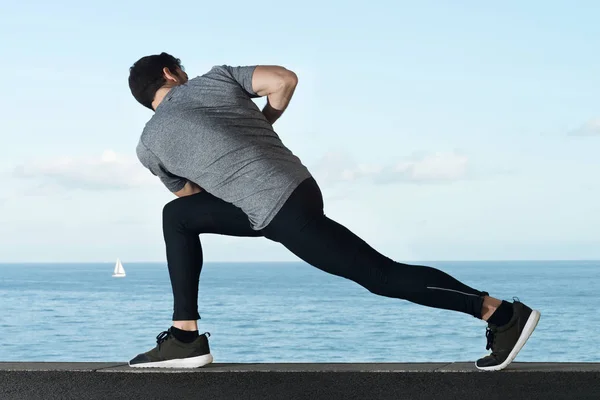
[127,52,540,371]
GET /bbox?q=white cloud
[311,151,469,185]
[11,149,469,193]
[569,119,600,136]
[12,150,155,190]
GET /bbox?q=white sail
[112,258,126,277]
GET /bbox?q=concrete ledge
[1,361,598,372]
[1,362,599,400]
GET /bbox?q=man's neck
[152,86,174,111]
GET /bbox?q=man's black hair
[128,52,184,110]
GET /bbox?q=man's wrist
[262,101,283,124]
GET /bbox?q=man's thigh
[164,191,262,238]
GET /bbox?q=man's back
[137,65,311,230]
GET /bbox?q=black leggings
[162,177,489,321]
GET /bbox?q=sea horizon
[2,260,598,363]
[2,259,599,264]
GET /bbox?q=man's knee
[162,197,186,229]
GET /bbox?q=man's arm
[137,142,203,198]
[251,66,298,125]
[220,65,298,124]
[173,181,203,197]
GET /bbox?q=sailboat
[112,258,126,278]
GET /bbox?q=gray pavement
[1,362,598,399]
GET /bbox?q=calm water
[0,261,598,363]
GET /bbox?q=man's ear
[162,67,180,83]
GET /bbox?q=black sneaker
[476,298,540,371]
[128,329,213,368]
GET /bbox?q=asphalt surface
[1,363,598,400]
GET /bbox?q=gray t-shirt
[136,65,312,230]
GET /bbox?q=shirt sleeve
[216,65,260,98]
[136,141,187,193]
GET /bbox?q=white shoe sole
[475,309,541,371]
[129,353,214,369]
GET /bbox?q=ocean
[0,261,598,363]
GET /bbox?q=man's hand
[251,66,298,124]
[174,181,203,197]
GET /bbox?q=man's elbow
[283,70,298,87]
[253,66,298,96]
[271,69,298,93]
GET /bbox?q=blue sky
[0,1,598,262]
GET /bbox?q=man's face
[175,68,189,84]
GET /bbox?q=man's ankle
[481,296,502,321]
[170,326,200,343]
[172,320,198,331]
[487,300,514,327]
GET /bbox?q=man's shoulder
[202,65,228,76]
[136,121,160,157]
[182,66,223,83]
[185,64,253,85]
[192,65,240,84]
[135,136,151,162]
[139,114,165,138]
